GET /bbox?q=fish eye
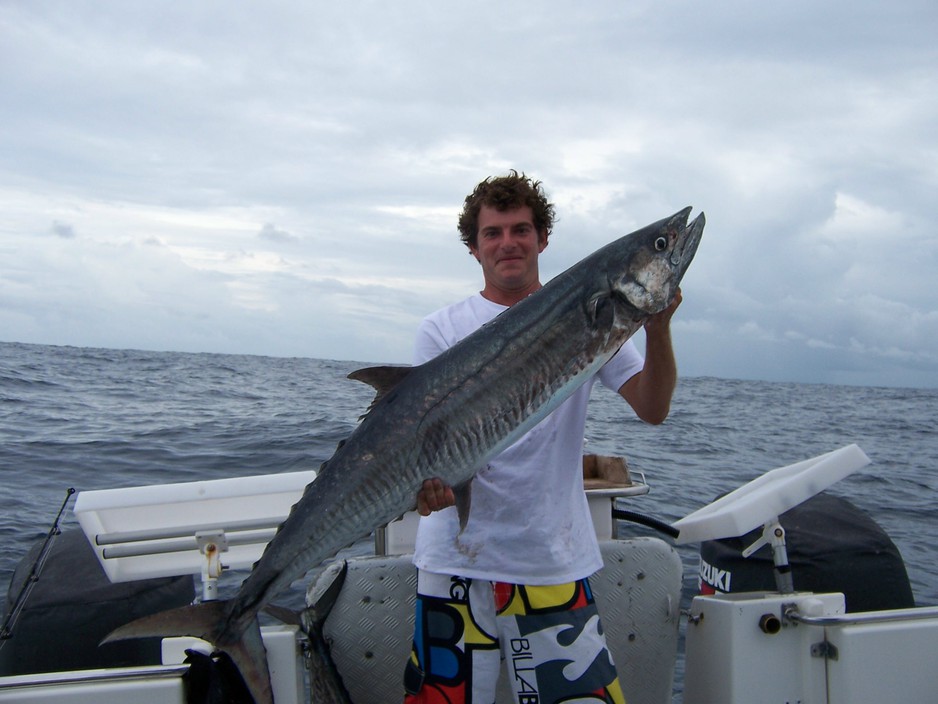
[654,236,668,251]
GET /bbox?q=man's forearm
[628,326,677,424]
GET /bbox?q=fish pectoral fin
[347,365,414,418]
[586,292,614,328]
[454,481,472,534]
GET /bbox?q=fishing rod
[0,487,76,647]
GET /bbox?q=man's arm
[618,289,682,425]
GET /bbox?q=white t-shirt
[412,293,644,585]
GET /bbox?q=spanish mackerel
[105,207,705,703]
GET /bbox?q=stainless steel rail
[785,604,938,627]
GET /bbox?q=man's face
[470,205,547,303]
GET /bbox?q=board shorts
[403,570,626,704]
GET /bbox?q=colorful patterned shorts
[403,571,626,704]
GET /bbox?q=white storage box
[74,470,316,582]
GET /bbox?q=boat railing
[785,603,938,627]
[95,519,282,558]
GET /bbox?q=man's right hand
[416,478,456,515]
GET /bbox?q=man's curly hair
[457,170,556,250]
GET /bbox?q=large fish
[104,207,704,703]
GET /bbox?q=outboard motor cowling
[698,492,914,612]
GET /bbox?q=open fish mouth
[671,209,705,274]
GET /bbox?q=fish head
[610,207,704,315]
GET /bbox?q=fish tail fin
[102,600,230,644]
[102,600,273,704]
[219,617,272,704]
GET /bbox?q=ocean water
[2,340,937,695]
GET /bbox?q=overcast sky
[2,1,936,388]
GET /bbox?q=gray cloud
[50,221,76,239]
[1,0,936,387]
[258,223,298,244]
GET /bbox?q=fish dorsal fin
[348,365,413,418]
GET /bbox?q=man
[404,171,681,704]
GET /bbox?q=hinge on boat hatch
[811,639,839,661]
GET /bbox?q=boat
[1,445,936,703]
